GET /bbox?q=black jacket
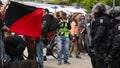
[0,13,4,28]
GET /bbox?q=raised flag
[5,1,43,37]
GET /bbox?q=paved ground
[24,48,92,68]
[44,53,92,68]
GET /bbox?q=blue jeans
[57,35,70,62]
[36,39,44,68]
[0,41,11,62]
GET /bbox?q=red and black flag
[5,1,43,37]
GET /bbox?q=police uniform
[91,14,112,68]
[103,6,120,68]
[108,19,120,68]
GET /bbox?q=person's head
[60,11,67,19]
[109,6,120,20]
[43,8,49,16]
[92,3,106,16]
[0,1,3,9]
[80,13,85,19]
[53,11,60,19]
[72,13,80,21]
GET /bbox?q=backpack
[48,15,59,32]
[42,15,58,33]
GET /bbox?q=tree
[68,0,120,13]
[17,0,120,13]
[106,0,120,7]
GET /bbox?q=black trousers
[27,46,36,60]
[88,51,96,68]
[109,58,120,68]
[94,43,107,68]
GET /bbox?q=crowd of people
[0,0,120,68]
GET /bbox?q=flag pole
[113,0,115,11]
[113,0,115,7]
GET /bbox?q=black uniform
[91,13,114,68]
[107,19,120,68]
[4,35,26,61]
[104,6,120,68]
[90,3,117,68]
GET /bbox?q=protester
[0,0,10,63]
[36,8,50,68]
[36,8,57,68]
[77,13,86,54]
[24,36,39,60]
[47,11,60,54]
[56,11,71,65]
[4,34,26,61]
[69,13,80,58]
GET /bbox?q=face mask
[94,12,102,18]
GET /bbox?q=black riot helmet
[108,6,120,20]
[92,3,106,14]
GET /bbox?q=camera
[60,22,65,28]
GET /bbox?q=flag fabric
[5,1,43,37]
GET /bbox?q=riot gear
[90,3,113,68]
[108,6,120,20]
[105,6,120,68]
[92,3,106,14]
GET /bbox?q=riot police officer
[91,3,112,68]
[106,6,120,68]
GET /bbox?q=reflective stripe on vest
[58,19,69,37]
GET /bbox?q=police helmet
[92,3,106,13]
[109,6,120,19]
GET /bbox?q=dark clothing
[91,14,113,68]
[109,59,120,68]
[42,15,58,35]
[42,14,59,47]
[26,46,36,60]
[88,51,96,68]
[0,14,4,28]
[4,35,26,61]
[92,15,112,44]
[0,13,7,62]
[0,60,39,68]
[94,43,107,68]
[0,13,4,39]
[107,20,120,68]
[24,36,39,60]
[109,35,120,68]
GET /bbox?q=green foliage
[68,0,81,4]
[68,0,120,13]
[106,0,120,6]
[45,0,60,3]
[20,0,120,13]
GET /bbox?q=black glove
[89,39,95,49]
[104,55,112,64]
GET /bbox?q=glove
[104,55,112,64]
[89,39,95,49]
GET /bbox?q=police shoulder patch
[100,19,104,23]
[118,26,120,30]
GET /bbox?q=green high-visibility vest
[57,19,69,37]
